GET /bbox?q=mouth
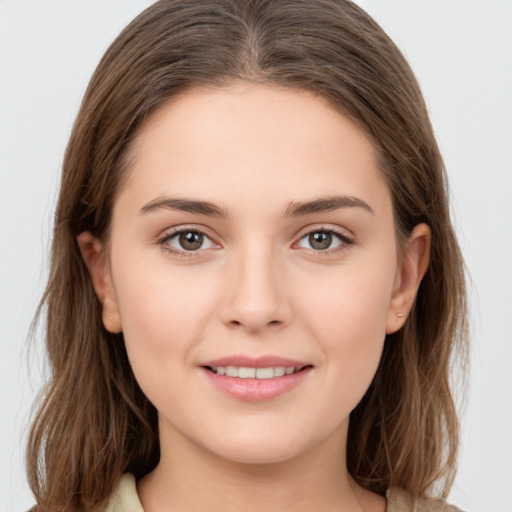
[200,356,313,401]
[204,365,310,379]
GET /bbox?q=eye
[161,229,217,253]
[296,229,352,251]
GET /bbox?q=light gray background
[1,2,511,511]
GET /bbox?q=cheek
[298,258,396,402]
[301,257,395,339]
[111,254,219,371]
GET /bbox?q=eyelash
[157,225,354,258]
[294,225,354,256]
[157,226,218,257]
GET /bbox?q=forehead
[118,83,391,217]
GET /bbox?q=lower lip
[201,367,312,401]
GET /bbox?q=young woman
[27,1,467,511]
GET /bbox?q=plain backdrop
[1,2,511,511]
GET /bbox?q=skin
[78,83,430,512]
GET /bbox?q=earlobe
[77,231,122,333]
[386,223,431,334]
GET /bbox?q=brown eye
[295,229,352,253]
[162,229,216,253]
[308,231,333,250]
[178,231,204,250]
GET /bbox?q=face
[81,83,428,467]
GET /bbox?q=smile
[206,366,300,379]
[200,357,313,401]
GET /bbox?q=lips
[200,355,312,401]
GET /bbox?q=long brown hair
[27,1,468,510]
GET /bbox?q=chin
[212,438,306,466]
[196,420,330,467]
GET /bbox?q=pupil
[179,231,203,250]
[309,231,332,250]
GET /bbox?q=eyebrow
[284,196,374,217]
[139,194,374,218]
[140,197,229,217]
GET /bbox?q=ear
[77,231,122,333]
[386,223,431,334]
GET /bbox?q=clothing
[104,474,143,512]
[104,473,464,512]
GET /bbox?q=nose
[220,245,293,334]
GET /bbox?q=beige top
[104,474,463,512]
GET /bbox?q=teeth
[274,366,286,377]
[226,366,238,377]
[256,367,274,379]
[211,366,298,379]
[238,367,256,378]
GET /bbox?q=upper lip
[200,355,311,369]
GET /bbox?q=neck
[137,422,382,512]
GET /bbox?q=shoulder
[103,474,144,512]
[386,487,464,512]
[102,476,466,512]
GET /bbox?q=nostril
[227,318,282,330]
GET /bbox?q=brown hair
[27,1,468,510]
